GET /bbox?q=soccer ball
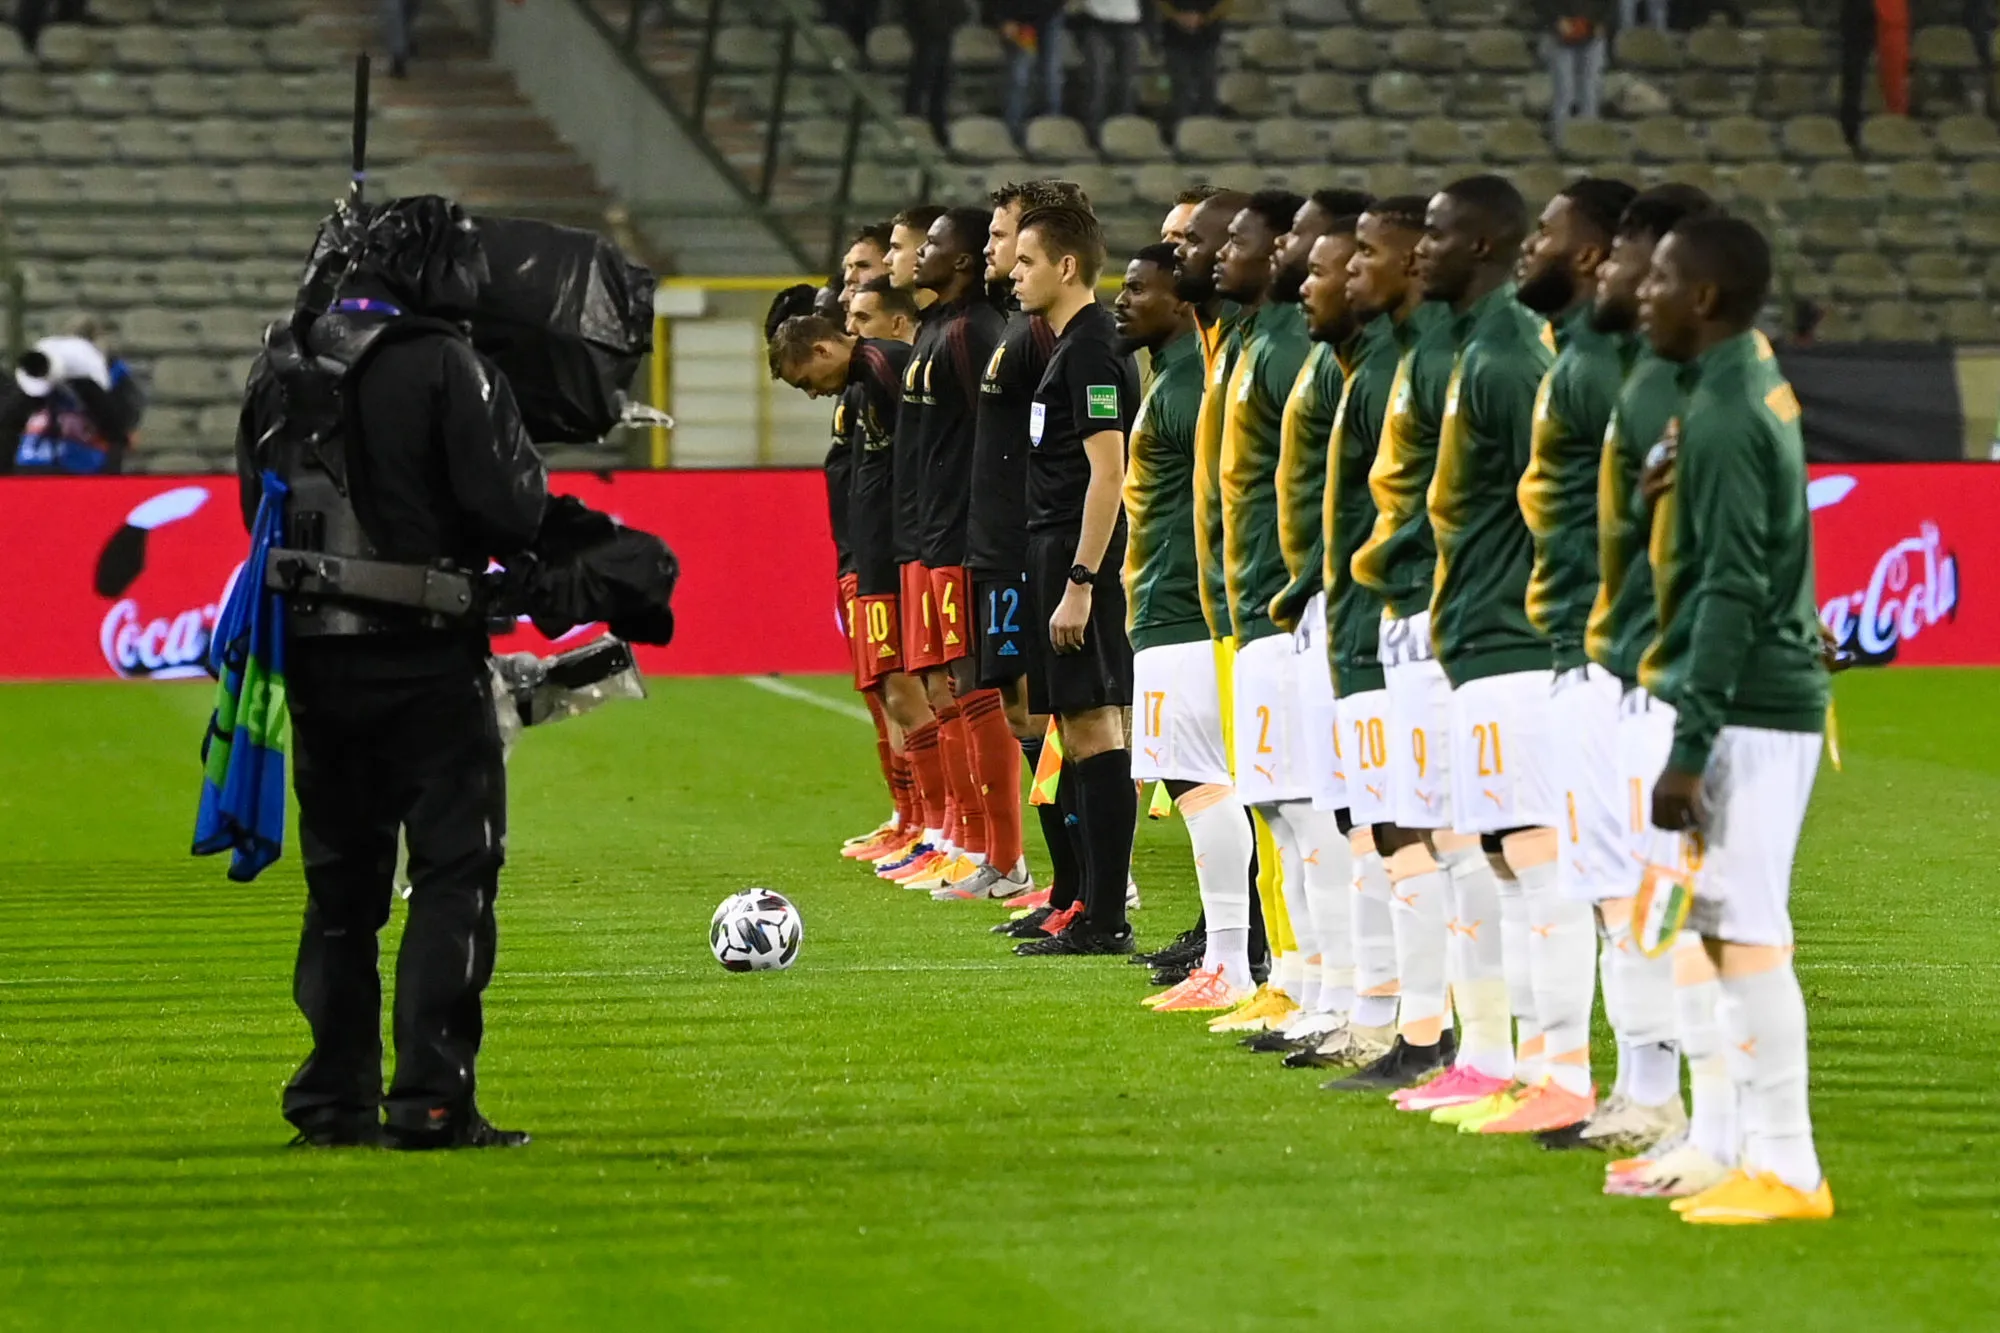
[709,888,803,972]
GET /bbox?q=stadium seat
[1687,20,1759,72]
[1482,116,1554,165]
[1129,161,1197,206]
[1327,116,1398,164]
[1512,161,1572,208]
[35,25,101,70]
[1452,74,1517,118]
[1674,70,1743,118]
[1099,114,1168,162]
[1633,116,1705,162]
[950,24,1004,70]
[261,34,330,74]
[848,162,913,209]
[147,71,227,117]
[1217,70,1277,119]
[1613,28,1681,74]
[1757,71,1828,119]
[1861,299,1935,339]
[1762,26,1828,71]
[0,70,64,116]
[1353,0,1428,26]
[1902,251,1979,301]
[1782,115,1853,161]
[1884,158,1957,206]
[1408,117,1471,164]
[1937,114,2000,160]
[1831,252,1905,299]
[1388,29,1459,74]
[1231,0,1279,23]
[1707,114,1778,162]
[1939,299,2000,341]
[1805,160,1875,207]
[1316,27,1377,72]
[864,25,911,70]
[1177,116,1251,162]
[32,119,106,163]
[1023,116,1095,163]
[111,25,186,70]
[1064,164,1131,209]
[1650,160,1720,193]
[1367,70,1441,117]
[184,27,264,71]
[1860,115,1934,160]
[1725,160,1803,212]
[6,165,71,203]
[1294,72,1362,118]
[1465,30,1534,74]
[74,77,151,117]
[1285,0,1351,24]
[1912,24,1981,73]
[1556,119,1629,165]
[788,119,848,165]
[1241,26,1308,72]
[948,115,1017,163]
[1254,117,1324,164]
[1954,212,2000,252]
[1364,162,1424,196]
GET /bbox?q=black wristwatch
[1067,564,1095,586]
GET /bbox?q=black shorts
[972,571,1030,688]
[1025,526,1133,717]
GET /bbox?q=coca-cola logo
[92,486,231,680]
[1812,474,1959,666]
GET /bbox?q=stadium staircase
[0,0,633,472]
[597,0,2000,343]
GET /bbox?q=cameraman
[236,197,548,1150]
[2,318,146,475]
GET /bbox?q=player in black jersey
[950,179,1091,910]
[766,315,933,867]
[840,222,893,310]
[887,206,1008,894]
[848,275,918,342]
[1009,201,1142,957]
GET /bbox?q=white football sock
[1388,867,1449,1042]
[1606,916,1679,1104]
[1181,791,1255,935]
[1280,801,1354,1015]
[1440,846,1511,1080]
[1495,862,1539,1084]
[1520,859,1594,1096]
[1677,935,1739,1164]
[1206,925,1253,992]
[1718,961,1821,1192]
[1352,850,1399,1029]
[1260,805,1317,1005]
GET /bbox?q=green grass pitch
[0,668,1995,1330]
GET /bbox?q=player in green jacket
[1116,242,1259,1006]
[1407,175,1552,1112]
[1634,215,1832,1226]
[1484,176,1638,1136]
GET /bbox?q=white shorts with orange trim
[1338,688,1395,825]
[1445,668,1559,835]
[1659,724,1822,948]
[1613,686,1676,898]
[1552,663,1628,902]
[1131,640,1232,786]
[1232,632,1311,805]
[1381,611,1453,829]
[1295,593,1348,813]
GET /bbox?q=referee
[1008,201,1141,958]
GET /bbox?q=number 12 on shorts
[986,586,1020,635]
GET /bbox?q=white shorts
[1294,593,1348,812]
[1552,664,1627,902]
[1656,725,1822,948]
[1447,668,1558,834]
[1380,611,1453,829]
[1232,632,1311,804]
[1339,688,1394,825]
[1131,639,1232,786]
[1612,687,1676,898]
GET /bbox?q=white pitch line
[740,674,872,723]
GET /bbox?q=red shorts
[928,564,969,665]
[837,572,860,640]
[899,561,943,671]
[855,592,902,688]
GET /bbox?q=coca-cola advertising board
[0,464,1987,682]
[0,470,849,681]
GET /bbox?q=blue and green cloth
[193,472,290,882]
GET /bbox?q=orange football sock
[964,688,1022,871]
[935,699,987,860]
[905,721,948,835]
[865,690,896,803]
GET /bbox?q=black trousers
[280,639,507,1134]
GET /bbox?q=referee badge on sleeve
[1087,386,1119,420]
[1029,401,1046,445]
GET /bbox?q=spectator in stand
[1537,0,1608,134]
[1077,0,1143,142]
[14,0,92,57]
[1839,0,1910,150]
[382,0,419,78]
[0,318,146,476]
[1617,0,1668,31]
[1157,0,1224,133]
[995,0,1069,145]
[905,0,969,144]
[822,0,882,58]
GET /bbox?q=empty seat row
[15,22,327,73]
[1,117,414,167]
[0,70,359,119]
